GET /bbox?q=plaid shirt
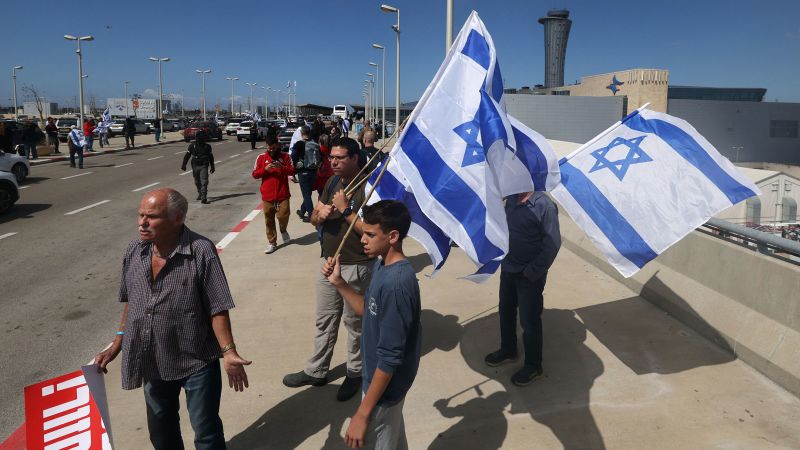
[118,226,235,390]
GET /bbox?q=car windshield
[189,122,207,128]
[228,119,242,124]
[113,120,126,124]
[58,119,78,127]
[240,122,253,127]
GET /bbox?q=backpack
[303,140,322,170]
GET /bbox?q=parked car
[236,121,255,141]
[108,118,148,136]
[273,119,287,129]
[278,128,294,152]
[183,121,223,142]
[225,118,244,135]
[55,117,79,142]
[0,120,25,153]
[0,170,19,214]
[216,117,226,127]
[167,119,185,130]
[0,148,30,183]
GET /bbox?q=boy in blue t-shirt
[323,200,421,449]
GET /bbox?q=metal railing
[701,218,800,263]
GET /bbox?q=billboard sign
[106,98,157,119]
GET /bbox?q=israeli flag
[387,11,559,281]
[95,107,112,135]
[551,108,761,278]
[253,112,261,122]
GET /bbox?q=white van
[333,105,350,120]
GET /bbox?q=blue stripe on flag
[478,91,508,150]
[401,123,505,263]
[461,30,490,70]
[560,162,658,268]
[374,166,451,269]
[625,114,758,204]
[511,125,549,191]
[474,259,501,275]
[491,62,504,102]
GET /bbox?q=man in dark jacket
[249,121,259,150]
[124,117,136,149]
[181,132,216,204]
[484,191,561,387]
[45,117,60,154]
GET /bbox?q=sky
[3,0,799,111]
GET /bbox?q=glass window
[782,197,798,222]
[746,197,761,225]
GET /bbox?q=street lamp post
[369,62,380,132]
[245,82,257,114]
[260,86,269,118]
[372,44,386,138]
[381,4,400,133]
[12,66,22,120]
[148,56,170,135]
[266,87,273,118]
[446,0,454,54]
[195,69,211,120]
[225,77,238,115]
[277,89,282,117]
[64,34,94,128]
[364,81,371,122]
[366,73,376,123]
[123,80,131,116]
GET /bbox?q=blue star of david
[588,136,652,181]
[606,74,625,95]
[453,119,485,167]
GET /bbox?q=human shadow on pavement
[407,252,433,274]
[0,203,51,223]
[450,309,606,450]
[208,192,256,203]
[22,176,49,185]
[227,310,463,449]
[576,295,733,375]
[428,391,510,450]
[291,231,321,246]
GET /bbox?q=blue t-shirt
[361,258,421,407]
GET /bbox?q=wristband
[220,343,236,353]
[116,331,125,335]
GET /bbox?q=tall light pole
[364,81,372,122]
[245,82,257,113]
[148,56,170,133]
[12,66,22,120]
[266,86,273,117]
[225,76,238,115]
[381,4,400,133]
[195,69,211,120]
[446,0,454,54]
[366,73,376,123]
[64,34,94,128]
[123,80,131,116]
[260,86,269,118]
[372,44,386,138]
[369,62,379,129]
[277,89,282,117]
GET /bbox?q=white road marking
[229,154,240,159]
[114,163,134,168]
[243,209,261,222]
[0,232,18,240]
[61,172,93,180]
[132,182,160,192]
[214,160,221,164]
[215,232,238,250]
[244,149,253,153]
[147,156,164,161]
[180,170,192,176]
[175,151,184,155]
[65,200,111,216]
[18,185,30,190]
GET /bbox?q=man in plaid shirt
[95,188,251,450]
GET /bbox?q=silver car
[0,148,30,183]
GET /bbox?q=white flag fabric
[551,108,761,277]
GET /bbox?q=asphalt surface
[0,136,266,439]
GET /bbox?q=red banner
[24,370,111,450]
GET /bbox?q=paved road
[0,137,266,439]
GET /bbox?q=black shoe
[196,194,202,200]
[201,199,210,204]
[337,376,362,401]
[70,164,76,168]
[296,209,304,220]
[511,366,543,387]
[302,216,311,223]
[484,349,517,367]
[79,165,84,169]
[283,370,326,388]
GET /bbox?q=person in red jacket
[252,135,296,254]
[313,133,333,196]
[83,117,96,152]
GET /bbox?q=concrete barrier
[559,211,800,397]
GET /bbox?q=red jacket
[84,122,95,136]
[252,152,295,202]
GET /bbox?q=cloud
[142,88,158,98]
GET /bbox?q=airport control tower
[538,9,572,89]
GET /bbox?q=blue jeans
[298,171,316,217]
[24,144,38,159]
[499,270,547,369]
[69,143,83,167]
[85,134,94,151]
[155,129,161,142]
[143,359,225,450]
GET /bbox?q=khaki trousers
[306,258,373,378]
[263,199,290,245]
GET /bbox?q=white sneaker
[281,231,291,244]
[264,244,277,254]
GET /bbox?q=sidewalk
[100,178,800,449]
[29,132,185,166]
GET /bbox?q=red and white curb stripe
[215,203,263,253]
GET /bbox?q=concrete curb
[29,139,184,167]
